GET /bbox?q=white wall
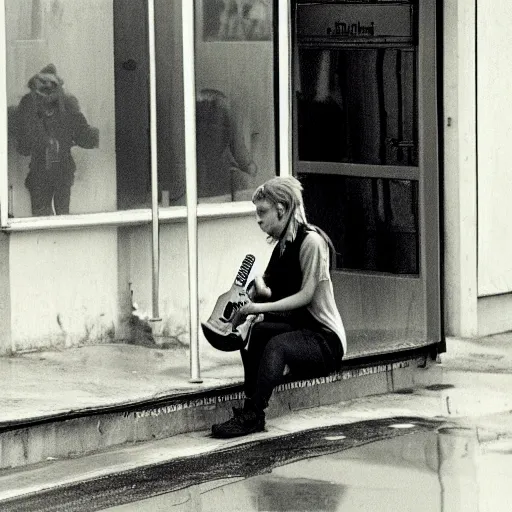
[0,234,12,352]
[477,0,512,296]
[3,213,273,356]
[443,0,512,337]
[8,228,118,351]
[125,215,273,367]
[443,0,478,337]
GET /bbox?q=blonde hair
[252,176,308,225]
[253,176,336,265]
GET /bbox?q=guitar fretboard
[234,254,255,287]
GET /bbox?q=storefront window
[5,0,186,217]
[194,0,277,203]
[297,48,417,167]
[300,173,419,275]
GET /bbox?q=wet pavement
[2,330,509,427]
[3,410,512,511]
[4,417,444,511]
[0,332,504,428]
[0,332,511,510]
[0,344,242,425]
[101,423,512,512]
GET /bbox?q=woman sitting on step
[211,176,347,438]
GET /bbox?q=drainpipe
[148,0,162,324]
[182,0,202,383]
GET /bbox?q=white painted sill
[1,201,256,232]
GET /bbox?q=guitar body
[201,254,255,351]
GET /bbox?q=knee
[262,336,288,360]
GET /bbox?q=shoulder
[300,230,329,262]
[299,229,330,278]
[17,93,34,110]
[19,93,32,104]
[301,229,327,251]
[63,94,81,112]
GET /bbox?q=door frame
[291,0,441,351]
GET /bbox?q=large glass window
[6,0,112,217]
[5,0,277,217]
[194,0,277,203]
[297,48,417,167]
[5,0,187,217]
[300,173,419,275]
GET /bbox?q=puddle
[394,388,415,394]
[101,422,512,512]
[424,384,455,391]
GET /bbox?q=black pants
[241,316,341,412]
[26,167,73,216]
[29,181,71,216]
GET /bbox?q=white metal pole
[278,0,292,177]
[182,0,202,383]
[148,0,162,323]
[0,0,12,354]
[0,0,9,227]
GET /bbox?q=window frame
[0,0,289,231]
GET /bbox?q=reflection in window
[12,63,99,216]
[196,89,257,201]
[297,48,417,166]
[113,0,150,210]
[300,174,419,274]
[5,0,187,217]
[194,0,276,203]
[6,0,115,217]
[115,0,188,210]
[5,0,275,216]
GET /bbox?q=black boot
[211,400,265,438]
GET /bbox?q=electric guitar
[201,254,255,351]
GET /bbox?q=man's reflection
[14,64,99,216]
[196,88,257,201]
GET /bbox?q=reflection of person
[242,0,271,40]
[216,0,271,41]
[211,176,347,438]
[196,88,256,200]
[15,64,99,216]
[217,0,240,39]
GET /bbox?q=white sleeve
[299,232,330,290]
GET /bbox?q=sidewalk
[1,330,511,426]
[441,332,512,373]
[0,344,243,426]
[1,332,512,506]
[0,331,436,427]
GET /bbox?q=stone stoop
[0,353,429,471]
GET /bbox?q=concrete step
[2,376,512,510]
[0,351,428,471]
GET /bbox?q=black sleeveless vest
[262,223,342,370]
[261,223,320,328]
[263,223,309,301]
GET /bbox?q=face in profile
[254,199,286,238]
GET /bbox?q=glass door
[293,0,441,358]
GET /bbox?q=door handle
[386,138,415,148]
